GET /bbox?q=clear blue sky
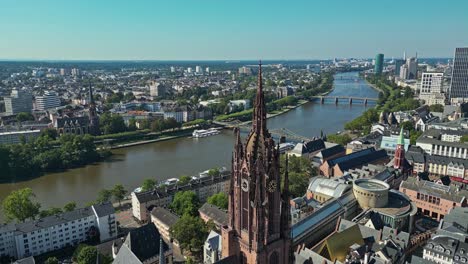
[1,0,467,60]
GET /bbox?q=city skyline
[1,0,467,60]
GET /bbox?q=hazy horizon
[1,0,467,60]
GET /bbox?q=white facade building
[0,203,117,260]
[35,91,61,111]
[419,73,444,104]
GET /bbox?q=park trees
[280,155,315,198]
[170,191,200,216]
[170,214,208,253]
[327,134,352,146]
[63,202,77,212]
[111,184,127,206]
[2,188,41,222]
[178,175,192,185]
[96,189,113,203]
[100,112,126,134]
[141,178,157,192]
[207,192,228,210]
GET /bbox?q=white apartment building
[0,203,117,260]
[419,72,444,104]
[35,91,61,111]
[0,130,41,145]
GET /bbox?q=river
[0,72,378,212]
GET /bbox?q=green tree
[100,113,126,134]
[2,188,41,222]
[410,131,423,145]
[207,192,228,210]
[462,135,468,143]
[170,191,200,216]
[39,207,63,218]
[112,184,127,206]
[141,178,157,192]
[96,189,112,203]
[279,155,314,197]
[400,121,415,132]
[45,257,59,264]
[16,112,34,122]
[208,168,220,177]
[165,117,181,130]
[170,214,208,252]
[429,104,444,113]
[128,118,137,131]
[40,128,58,140]
[178,175,192,185]
[327,134,352,146]
[63,202,77,212]
[77,245,98,264]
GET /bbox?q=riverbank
[110,131,193,149]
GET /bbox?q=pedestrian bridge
[311,96,378,105]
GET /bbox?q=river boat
[192,128,221,138]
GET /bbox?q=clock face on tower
[267,180,277,193]
[241,179,249,192]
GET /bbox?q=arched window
[269,251,279,264]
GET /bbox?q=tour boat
[278,142,295,153]
[192,128,221,138]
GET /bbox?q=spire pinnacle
[398,127,405,145]
[88,82,94,104]
[252,61,266,133]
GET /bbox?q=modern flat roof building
[35,91,61,111]
[4,89,33,115]
[419,72,445,103]
[449,47,468,102]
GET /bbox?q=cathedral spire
[252,61,267,134]
[88,82,95,105]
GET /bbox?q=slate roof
[318,144,346,159]
[198,203,228,226]
[426,154,468,167]
[135,172,230,203]
[113,244,142,264]
[15,207,95,234]
[150,207,179,227]
[93,202,115,217]
[327,148,378,167]
[331,149,388,172]
[119,223,168,263]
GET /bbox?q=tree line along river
[0,71,378,215]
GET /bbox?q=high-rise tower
[448,47,468,102]
[374,54,384,75]
[88,84,100,135]
[221,62,291,264]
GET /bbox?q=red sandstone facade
[221,62,291,264]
